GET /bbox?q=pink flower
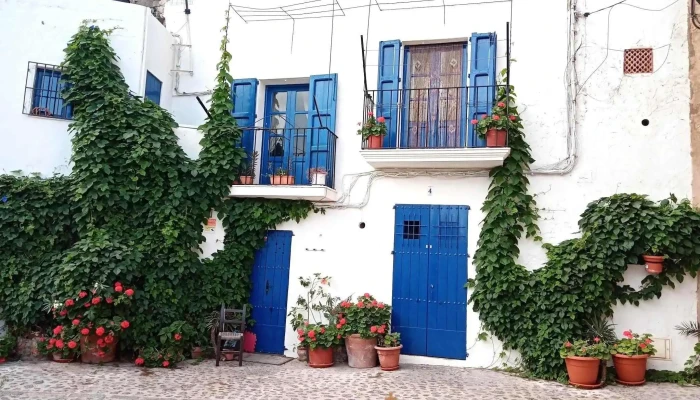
[121,320,130,329]
[377,303,385,309]
[72,319,80,326]
[370,326,378,333]
[53,326,63,335]
[364,293,370,298]
[336,324,342,329]
[320,327,325,334]
[68,341,77,349]
[640,343,647,349]
[564,341,572,348]
[125,289,134,297]
[96,327,105,336]
[471,119,478,125]
[106,297,114,304]
[492,115,500,121]
[55,340,64,349]
[357,302,365,308]
[321,278,328,285]
[162,361,170,368]
[509,115,517,122]
[78,291,88,299]
[645,338,652,345]
[135,357,145,366]
[368,112,374,117]
[497,102,506,108]
[481,115,488,120]
[594,337,600,343]
[623,330,633,338]
[64,299,74,307]
[81,328,90,335]
[91,297,101,305]
[377,116,386,123]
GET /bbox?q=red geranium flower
[174,333,182,341]
[49,338,56,345]
[125,289,134,297]
[640,343,647,349]
[364,293,370,298]
[492,115,500,121]
[378,326,385,334]
[104,335,114,344]
[357,302,364,308]
[377,303,385,309]
[371,300,378,306]
[79,291,88,299]
[72,319,80,326]
[320,327,325,334]
[81,328,90,335]
[55,340,64,349]
[95,327,105,336]
[59,309,68,317]
[471,119,478,125]
[297,329,303,335]
[370,326,378,333]
[623,330,633,338]
[509,115,517,121]
[340,318,346,325]
[481,115,488,120]
[298,336,304,342]
[114,285,123,293]
[68,341,77,349]
[593,337,600,343]
[53,326,63,335]
[64,299,74,307]
[336,323,342,329]
[564,341,572,348]
[162,361,170,368]
[497,102,505,108]
[97,339,105,347]
[105,297,114,304]
[377,116,386,123]
[91,297,101,305]
[368,112,374,117]
[135,357,145,366]
[121,320,130,329]
[645,338,652,344]
[84,302,91,308]
[308,330,316,338]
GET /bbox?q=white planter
[311,172,327,186]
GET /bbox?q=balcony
[229,127,338,202]
[359,85,510,170]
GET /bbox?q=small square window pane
[294,136,306,156]
[273,92,287,112]
[270,115,285,129]
[403,220,420,240]
[269,136,285,157]
[294,114,308,128]
[296,91,309,112]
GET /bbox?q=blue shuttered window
[144,71,162,105]
[377,40,401,148]
[468,33,497,148]
[308,73,337,187]
[31,68,72,119]
[231,78,259,157]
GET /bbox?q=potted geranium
[375,332,401,371]
[560,338,610,388]
[611,330,656,385]
[45,325,80,363]
[135,321,191,368]
[358,112,387,149]
[472,101,518,147]
[308,167,327,186]
[298,324,339,368]
[237,151,258,185]
[338,293,391,368]
[642,236,666,274]
[0,334,17,364]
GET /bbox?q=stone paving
[1,359,699,400]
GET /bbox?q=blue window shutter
[232,78,259,156]
[144,71,162,105]
[308,73,337,187]
[377,40,401,148]
[468,33,497,148]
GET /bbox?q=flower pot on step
[613,354,649,385]
[271,175,295,185]
[52,353,74,363]
[222,350,236,361]
[345,334,377,368]
[191,347,203,359]
[366,136,383,149]
[642,255,664,275]
[565,356,601,386]
[486,128,507,147]
[239,176,253,185]
[308,346,334,368]
[375,345,402,371]
[81,334,118,364]
[297,346,308,362]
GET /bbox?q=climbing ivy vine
[470,83,700,380]
[0,15,316,350]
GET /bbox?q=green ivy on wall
[470,85,700,380]
[0,14,316,350]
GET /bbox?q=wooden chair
[212,304,246,366]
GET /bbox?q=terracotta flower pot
[345,334,377,368]
[486,128,507,147]
[80,334,118,364]
[565,356,601,386]
[297,346,308,362]
[0,357,6,364]
[52,353,74,363]
[366,136,383,149]
[271,175,295,185]
[375,345,402,371]
[643,255,664,275]
[222,350,235,361]
[239,176,254,185]
[613,354,649,385]
[191,347,203,359]
[308,346,334,368]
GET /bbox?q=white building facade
[0,0,697,370]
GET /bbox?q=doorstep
[360,147,511,170]
[229,185,339,202]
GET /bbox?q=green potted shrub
[560,338,610,388]
[375,332,401,371]
[642,237,666,274]
[298,324,339,368]
[358,112,387,149]
[611,330,656,385]
[338,293,391,368]
[0,334,17,364]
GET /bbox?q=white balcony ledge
[360,147,510,170]
[229,185,339,202]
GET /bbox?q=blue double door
[250,231,293,354]
[391,205,468,359]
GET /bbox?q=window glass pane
[296,91,309,112]
[294,136,306,156]
[269,136,285,157]
[294,114,308,128]
[269,115,285,130]
[273,92,287,112]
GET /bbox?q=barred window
[23,62,73,119]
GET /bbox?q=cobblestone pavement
[1,360,699,400]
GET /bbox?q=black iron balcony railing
[361,84,509,149]
[237,127,337,189]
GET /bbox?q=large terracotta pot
[613,354,649,385]
[297,346,308,362]
[345,334,377,368]
[565,356,601,386]
[308,346,334,368]
[223,350,235,361]
[375,345,402,371]
[643,255,664,274]
[239,176,254,185]
[366,136,383,149]
[191,347,203,359]
[486,128,507,147]
[80,334,118,364]
[271,175,295,185]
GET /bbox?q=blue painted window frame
[31,67,72,119]
[144,71,162,105]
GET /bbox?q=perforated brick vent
[624,48,653,74]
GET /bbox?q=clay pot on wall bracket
[366,136,383,149]
[485,128,507,147]
[613,354,649,385]
[80,334,118,364]
[643,255,664,275]
[375,344,402,371]
[345,334,377,368]
[308,346,334,368]
[565,356,602,388]
[52,353,75,363]
[297,346,308,362]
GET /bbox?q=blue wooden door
[391,205,468,359]
[250,230,293,354]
